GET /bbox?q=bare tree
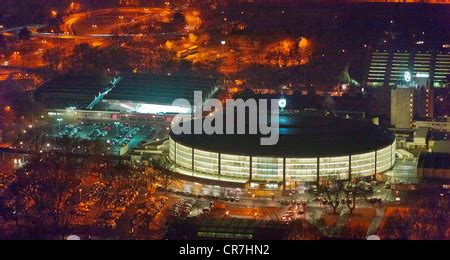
[43,47,65,73]
[344,183,358,215]
[8,152,82,239]
[151,156,174,192]
[322,173,344,215]
[382,209,415,240]
[14,125,50,151]
[99,158,135,192]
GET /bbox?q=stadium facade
[169,113,396,191]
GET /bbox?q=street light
[57,118,63,133]
[252,194,256,210]
[114,122,120,137]
[439,193,446,207]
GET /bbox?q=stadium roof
[34,74,219,110]
[34,75,113,109]
[171,113,395,158]
[418,153,450,170]
[104,74,218,105]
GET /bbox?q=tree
[9,153,82,239]
[71,43,99,74]
[142,163,159,196]
[5,135,106,239]
[380,206,449,240]
[431,205,448,240]
[43,47,64,72]
[382,209,416,240]
[151,156,174,192]
[17,27,32,41]
[0,34,6,49]
[344,183,358,215]
[322,173,344,215]
[98,158,136,193]
[102,46,132,72]
[14,125,50,152]
[341,224,367,240]
[173,12,185,25]
[7,168,34,233]
[82,139,107,163]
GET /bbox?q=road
[184,11,203,31]
[62,7,173,36]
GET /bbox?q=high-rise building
[391,85,434,128]
[416,86,434,119]
[366,50,450,89]
[391,88,415,128]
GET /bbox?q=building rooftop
[418,152,450,170]
[104,74,218,105]
[165,217,292,240]
[171,113,395,158]
[35,74,219,110]
[415,127,430,139]
[34,75,113,109]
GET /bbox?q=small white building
[414,127,430,148]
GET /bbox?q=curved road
[63,7,173,36]
[62,7,203,37]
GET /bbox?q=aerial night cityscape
[0,0,449,245]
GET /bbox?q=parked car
[384,182,392,189]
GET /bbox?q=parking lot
[71,179,140,229]
[53,121,157,155]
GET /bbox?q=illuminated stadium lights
[135,104,191,114]
[169,137,395,186]
[169,114,396,189]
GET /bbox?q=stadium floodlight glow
[119,103,135,111]
[404,71,412,82]
[135,104,191,114]
[279,99,287,109]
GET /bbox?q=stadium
[34,74,220,115]
[169,113,396,192]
